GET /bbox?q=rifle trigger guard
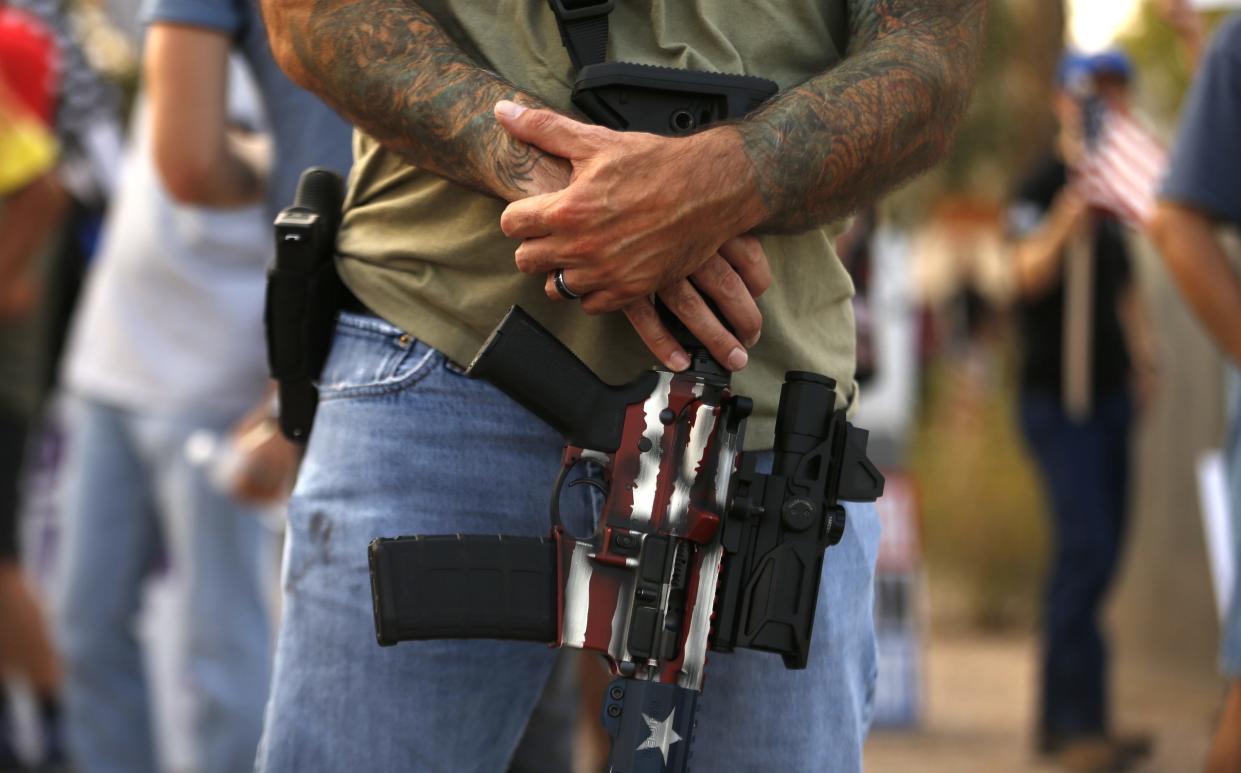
[568,477,609,497]
[550,461,573,531]
[550,451,609,537]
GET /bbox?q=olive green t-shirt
[337,1,856,449]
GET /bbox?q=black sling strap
[550,1,851,72]
[547,0,614,70]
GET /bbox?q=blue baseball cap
[1089,50,1134,82]
[1057,51,1093,91]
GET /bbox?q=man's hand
[623,236,772,372]
[227,403,302,506]
[496,101,762,315]
[494,101,769,371]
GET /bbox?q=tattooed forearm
[262,0,569,200]
[733,0,987,233]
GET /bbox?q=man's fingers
[494,100,601,159]
[500,193,561,240]
[690,255,763,348]
[513,235,561,275]
[718,234,772,298]
[659,280,749,372]
[624,297,690,372]
[542,268,602,303]
[516,236,602,276]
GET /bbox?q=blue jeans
[256,311,881,772]
[1019,388,1133,742]
[54,396,273,773]
[1222,367,1241,678]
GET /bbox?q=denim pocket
[316,312,439,401]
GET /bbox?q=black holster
[265,168,346,443]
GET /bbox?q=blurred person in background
[7,0,123,210]
[50,0,350,761]
[0,6,68,770]
[1007,51,1158,772]
[1159,0,1209,66]
[1150,14,1241,773]
[6,0,124,395]
[128,1,577,770]
[52,65,290,772]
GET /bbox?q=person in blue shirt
[1151,14,1241,773]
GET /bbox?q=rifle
[369,307,883,771]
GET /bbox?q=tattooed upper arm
[734,0,988,233]
[261,0,568,201]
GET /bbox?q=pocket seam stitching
[318,346,439,401]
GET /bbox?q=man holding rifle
[255,2,986,769]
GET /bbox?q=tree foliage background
[890,0,1066,222]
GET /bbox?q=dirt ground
[865,629,1224,773]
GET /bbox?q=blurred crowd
[899,3,1241,770]
[1,1,593,771]
[0,1,1240,772]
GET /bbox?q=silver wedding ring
[553,268,582,301]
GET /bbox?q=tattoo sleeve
[264,0,568,201]
[734,0,988,233]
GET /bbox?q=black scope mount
[548,0,779,136]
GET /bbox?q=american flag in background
[1076,108,1169,229]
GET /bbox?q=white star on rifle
[636,708,683,764]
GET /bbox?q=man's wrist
[693,126,768,235]
[505,146,572,202]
